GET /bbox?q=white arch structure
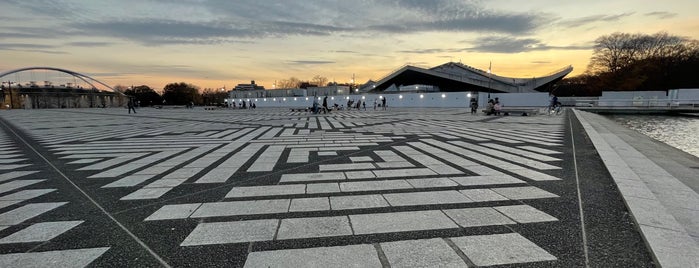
[0,66,123,95]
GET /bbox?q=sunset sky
[1,0,698,91]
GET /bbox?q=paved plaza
[0,107,662,267]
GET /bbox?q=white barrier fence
[228,92,551,109]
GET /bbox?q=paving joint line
[569,112,591,268]
[443,237,477,267]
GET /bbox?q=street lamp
[1,81,15,109]
[487,63,492,99]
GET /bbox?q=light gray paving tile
[482,143,561,162]
[0,189,56,201]
[638,224,699,268]
[350,210,458,235]
[350,156,373,162]
[0,179,46,194]
[0,171,39,183]
[0,247,110,268]
[189,165,231,182]
[319,163,376,172]
[494,205,558,223]
[144,178,187,188]
[381,238,467,268]
[0,200,21,209]
[162,167,203,179]
[383,190,472,206]
[0,221,83,244]
[317,151,337,156]
[277,216,352,240]
[0,164,31,170]
[0,202,67,226]
[372,168,437,178]
[180,219,279,246]
[144,203,203,221]
[623,196,686,231]
[449,175,524,186]
[451,233,557,266]
[491,186,558,200]
[120,187,172,200]
[517,146,562,155]
[244,244,381,268]
[226,184,305,198]
[289,197,330,212]
[280,172,346,183]
[306,183,340,194]
[509,168,561,181]
[459,189,509,202]
[406,177,458,188]
[443,207,515,227]
[101,175,154,188]
[330,194,390,210]
[344,170,376,180]
[340,180,413,192]
[376,162,415,168]
[191,199,290,218]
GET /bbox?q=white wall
[243,92,551,108]
[599,91,668,106]
[673,88,699,101]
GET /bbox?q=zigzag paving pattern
[0,108,655,267]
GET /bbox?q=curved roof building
[368,62,573,93]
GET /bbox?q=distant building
[233,80,265,91]
[369,62,573,93]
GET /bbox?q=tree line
[119,83,228,107]
[120,75,336,107]
[556,31,699,96]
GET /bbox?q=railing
[575,98,699,109]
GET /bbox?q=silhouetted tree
[201,88,228,106]
[564,31,699,94]
[277,77,301,88]
[311,75,328,88]
[124,85,162,107]
[162,82,200,105]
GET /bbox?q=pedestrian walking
[127,98,137,114]
[469,98,478,114]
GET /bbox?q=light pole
[2,81,15,109]
[487,62,492,99]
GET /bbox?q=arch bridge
[0,67,126,109]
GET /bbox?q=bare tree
[277,77,301,88]
[582,31,699,92]
[311,75,328,87]
[588,32,694,75]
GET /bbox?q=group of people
[469,97,502,115]
[231,100,256,109]
[309,96,387,114]
[485,97,502,115]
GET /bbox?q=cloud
[465,36,591,53]
[287,60,336,65]
[3,0,549,45]
[368,13,544,35]
[644,11,677,19]
[65,41,112,47]
[0,43,67,54]
[399,48,468,54]
[70,19,347,45]
[531,60,552,64]
[558,12,635,28]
